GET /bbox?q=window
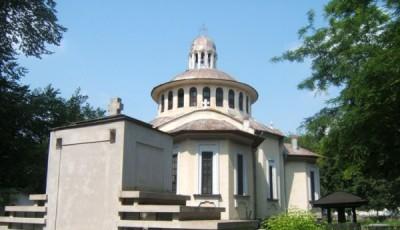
[201,151,213,194]
[190,87,197,107]
[239,92,243,111]
[177,88,184,108]
[308,168,319,201]
[56,138,62,149]
[310,171,315,202]
[216,88,223,107]
[229,89,235,109]
[168,91,173,110]
[246,96,249,113]
[268,160,277,200]
[203,87,210,103]
[109,129,116,144]
[200,52,205,65]
[161,94,165,112]
[237,154,244,195]
[172,154,178,193]
[208,53,211,66]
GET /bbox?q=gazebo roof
[312,191,368,208]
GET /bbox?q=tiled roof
[171,69,236,81]
[284,143,319,157]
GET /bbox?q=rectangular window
[268,160,277,200]
[310,170,315,201]
[237,154,244,195]
[172,154,178,193]
[201,151,213,194]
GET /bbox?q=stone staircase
[0,194,47,230]
[0,191,258,229]
[117,191,258,230]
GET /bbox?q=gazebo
[312,191,368,223]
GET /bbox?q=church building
[0,35,320,230]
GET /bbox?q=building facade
[0,35,320,230]
[150,35,321,220]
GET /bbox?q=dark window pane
[190,87,197,107]
[216,88,223,107]
[178,88,184,108]
[168,91,173,110]
[201,151,213,194]
[310,171,315,201]
[161,94,165,112]
[172,154,178,193]
[203,87,210,103]
[229,90,235,109]
[246,96,249,113]
[269,165,273,199]
[239,92,243,111]
[237,154,244,195]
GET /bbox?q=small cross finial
[108,97,124,116]
[199,24,208,36]
[202,99,210,108]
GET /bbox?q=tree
[1,0,66,80]
[274,0,400,211]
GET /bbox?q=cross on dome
[202,99,210,108]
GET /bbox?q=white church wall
[45,121,125,230]
[122,121,173,192]
[254,135,285,219]
[284,161,310,210]
[228,141,255,220]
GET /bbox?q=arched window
[168,91,173,110]
[190,87,197,107]
[203,87,210,105]
[246,96,249,113]
[239,92,243,111]
[161,94,165,112]
[178,88,184,108]
[229,89,235,109]
[216,87,223,107]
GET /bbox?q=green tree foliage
[1,0,66,80]
[274,0,400,210]
[261,211,325,230]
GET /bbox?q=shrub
[261,210,325,230]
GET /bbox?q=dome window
[229,89,235,109]
[168,91,173,110]
[203,87,210,104]
[161,94,165,112]
[246,96,249,113]
[239,92,244,111]
[178,88,184,108]
[190,87,197,107]
[216,87,223,107]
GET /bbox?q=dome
[191,35,216,52]
[172,69,236,81]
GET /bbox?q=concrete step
[118,219,259,229]
[0,217,46,225]
[5,206,46,213]
[120,204,224,220]
[120,191,190,205]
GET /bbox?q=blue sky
[20,0,337,134]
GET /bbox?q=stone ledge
[0,217,46,225]
[5,206,46,213]
[29,194,47,201]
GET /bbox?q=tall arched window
[190,87,197,107]
[246,96,249,113]
[168,91,173,110]
[229,89,235,109]
[161,94,165,112]
[239,92,243,111]
[203,87,210,104]
[216,87,223,107]
[178,88,184,108]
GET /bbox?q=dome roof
[191,35,216,52]
[172,69,236,81]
